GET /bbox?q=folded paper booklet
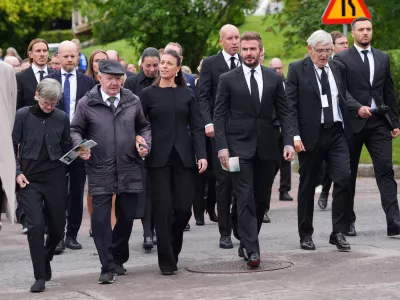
[59,139,97,165]
[221,157,240,172]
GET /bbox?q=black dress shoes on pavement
[219,236,233,249]
[98,272,115,284]
[30,279,45,293]
[300,236,316,250]
[262,212,271,223]
[113,264,127,275]
[329,233,351,251]
[387,220,400,236]
[45,261,52,281]
[279,191,293,201]
[54,240,66,255]
[247,252,261,267]
[196,215,205,226]
[65,237,82,250]
[143,237,154,251]
[318,192,328,209]
[344,222,357,237]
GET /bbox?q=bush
[38,30,74,43]
[387,49,400,113]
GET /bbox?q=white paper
[321,95,329,108]
[59,139,97,165]
[221,157,240,172]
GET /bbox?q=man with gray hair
[286,30,359,251]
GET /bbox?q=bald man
[46,40,96,254]
[106,50,135,77]
[197,24,242,250]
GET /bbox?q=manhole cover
[187,259,293,274]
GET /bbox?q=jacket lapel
[217,51,230,73]
[304,57,321,99]
[349,46,371,86]
[236,66,260,113]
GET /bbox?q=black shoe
[318,192,328,209]
[329,232,351,251]
[387,220,400,236]
[300,236,316,250]
[344,223,357,237]
[30,279,45,293]
[247,252,261,267]
[184,224,190,231]
[238,243,248,261]
[196,215,205,226]
[65,237,82,250]
[54,240,65,255]
[161,269,175,276]
[262,212,271,223]
[113,264,127,276]
[143,237,154,251]
[219,236,233,249]
[98,271,116,284]
[45,261,52,281]
[279,191,293,201]
[231,218,241,241]
[206,209,218,223]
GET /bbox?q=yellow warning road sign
[322,0,372,24]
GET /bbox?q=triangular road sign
[322,0,372,25]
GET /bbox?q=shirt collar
[222,50,239,62]
[313,63,330,72]
[31,63,48,74]
[354,43,372,54]
[242,63,262,75]
[100,88,120,103]
[61,68,77,76]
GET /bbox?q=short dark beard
[243,58,260,69]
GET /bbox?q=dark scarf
[29,102,54,119]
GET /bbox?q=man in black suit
[198,24,242,249]
[46,40,96,253]
[214,32,294,267]
[334,17,400,237]
[286,30,357,251]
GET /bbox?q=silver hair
[36,78,62,102]
[306,30,333,47]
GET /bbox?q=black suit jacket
[198,51,242,126]
[45,70,96,114]
[124,71,154,96]
[214,65,292,161]
[140,86,206,168]
[285,57,356,151]
[334,46,400,132]
[16,67,53,109]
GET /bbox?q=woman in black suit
[140,49,207,275]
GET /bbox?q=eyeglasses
[334,42,349,46]
[312,47,332,54]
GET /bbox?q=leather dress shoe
[344,223,357,237]
[206,208,218,223]
[318,192,328,209]
[279,191,293,201]
[247,252,261,267]
[54,240,65,255]
[262,212,271,223]
[300,236,316,250]
[387,220,400,236]
[161,269,175,276]
[30,279,45,293]
[219,236,233,249]
[238,244,248,261]
[45,261,52,281]
[143,237,154,251]
[329,232,351,251]
[65,237,82,250]
[196,215,205,226]
[113,264,127,275]
[184,224,190,231]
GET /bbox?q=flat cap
[99,59,125,75]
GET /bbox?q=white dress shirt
[61,69,77,122]
[101,88,121,108]
[222,50,240,69]
[294,64,342,142]
[354,43,376,109]
[242,64,263,102]
[31,64,49,83]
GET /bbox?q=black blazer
[45,70,96,114]
[140,85,206,168]
[198,51,242,126]
[334,46,399,132]
[124,71,154,96]
[16,67,52,109]
[213,65,292,161]
[285,57,356,151]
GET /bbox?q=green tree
[81,0,257,70]
[0,0,74,57]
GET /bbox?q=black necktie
[230,57,236,70]
[39,70,45,81]
[250,69,260,103]
[109,96,116,113]
[320,68,334,128]
[361,50,370,85]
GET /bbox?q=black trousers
[92,192,138,273]
[297,123,351,239]
[19,167,68,280]
[65,158,86,240]
[350,116,400,226]
[149,149,196,272]
[140,166,154,238]
[193,169,216,220]
[275,133,291,192]
[211,139,233,237]
[321,161,333,194]
[231,155,276,254]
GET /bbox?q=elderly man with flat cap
[71,59,151,284]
